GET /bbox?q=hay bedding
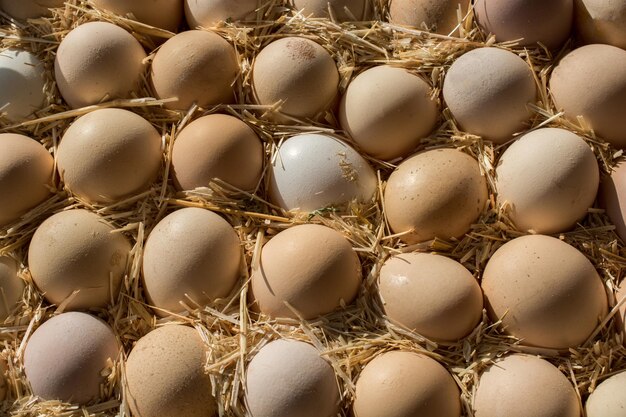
[0,0,624,416]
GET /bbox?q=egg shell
[586,371,626,417]
[495,128,599,234]
[0,49,46,121]
[57,108,162,204]
[252,37,339,121]
[184,0,259,27]
[54,22,147,109]
[575,0,626,49]
[92,0,183,32]
[28,209,131,310]
[294,0,371,21]
[388,0,468,35]
[171,114,263,192]
[339,65,438,161]
[0,133,53,226]
[442,47,536,143]
[384,148,488,244]
[599,163,626,244]
[142,207,241,316]
[379,253,483,342]
[354,351,460,417]
[0,0,64,19]
[23,312,119,404]
[0,359,7,401]
[0,257,24,321]
[245,339,339,417]
[482,235,607,349]
[550,44,626,148]
[150,30,239,110]
[125,325,216,417]
[250,224,361,319]
[474,354,580,417]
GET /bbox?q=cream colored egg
[0,0,64,19]
[125,325,216,417]
[294,0,371,21]
[474,354,580,417]
[495,128,599,234]
[384,148,488,244]
[250,224,361,319]
[0,257,24,321]
[142,208,241,316]
[586,371,626,417]
[599,160,626,241]
[339,65,439,161]
[184,0,259,27]
[389,0,468,35]
[0,358,7,401]
[171,114,263,192]
[482,235,607,349]
[354,351,460,417]
[0,49,45,121]
[443,47,536,143]
[28,209,131,310]
[92,0,183,32]
[24,312,119,404]
[575,0,626,49]
[0,133,53,227]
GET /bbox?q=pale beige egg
[599,160,626,241]
[0,0,64,19]
[184,0,259,28]
[586,371,626,417]
[294,0,371,21]
[0,256,24,321]
[92,0,183,32]
[0,48,46,121]
[389,0,468,35]
[575,0,626,49]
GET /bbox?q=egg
[250,224,361,319]
[184,0,259,27]
[24,312,119,404]
[575,0,626,49]
[0,359,7,401]
[0,0,64,19]
[474,354,580,417]
[171,114,263,192]
[388,0,468,35]
[586,371,626,417]
[150,30,239,110]
[28,209,131,310]
[125,325,216,417]
[0,49,46,121]
[55,22,146,109]
[443,47,536,143]
[0,133,53,227]
[92,0,183,32]
[379,253,483,342]
[474,0,573,50]
[482,235,607,349]
[0,257,24,321]
[339,65,439,161]
[354,351,460,417]
[600,161,626,241]
[294,0,371,21]
[252,37,339,121]
[245,339,339,417]
[495,128,599,234]
[550,44,626,148]
[142,208,241,316]
[384,148,488,244]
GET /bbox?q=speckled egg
[575,0,626,49]
[0,0,64,19]
[586,371,626,417]
[0,257,24,321]
[600,161,626,242]
[294,0,371,21]
[92,0,183,32]
[0,48,45,121]
[184,0,259,28]
[389,0,469,35]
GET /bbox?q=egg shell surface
[0,48,46,121]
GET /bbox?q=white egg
[0,49,45,121]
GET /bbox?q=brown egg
[246,339,339,417]
[28,209,131,310]
[389,0,468,35]
[92,0,183,32]
[252,37,339,121]
[24,312,119,404]
[443,47,536,143]
[339,65,439,161]
[54,22,147,109]
[550,44,626,148]
[184,0,259,28]
[495,128,599,234]
[294,0,371,21]
[142,208,241,316]
[379,253,483,342]
[171,114,263,192]
[575,0,626,49]
[57,109,162,204]
[354,351,460,417]
[586,370,626,417]
[0,133,53,226]
[150,30,239,110]
[384,148,488,244]
[0,0,64,19]
[0,358,7,401]
[482,235,607,349]
[0,257,24,321]
[600,162,626,242]
[474,354,580,417]
[250,224,361,319]
[125,325,216,417]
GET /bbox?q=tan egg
[250,224,361,319]
[389,0,468,35]
[57,109,162,204]
[92,0,183,32]
[482,235,607,349]
[354,351,460,417]
[0,358,7,401]
[0,133,53,227]
[150,30,238,110]
[28,209,131,310]
[586,371,626,417]
[23,312,119,404]
[142,208,241,316]
[495,128,599,234]
[294,0,371,21]
[474,354,580,417]
[252,37,339,121]
[600,160,626,241]
[184,0,259,27]
[0,257,24,321]
[171,114,263,192]
[443,47,536,143]
[339,66,439,161]
[575,0,626,49]
[384,148,488,244]
[379,253,483,342]
[0,49,46,121]
[246,339,339,417]
[550,44,626,148]
[0,0,64,19]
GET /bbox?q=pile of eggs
[1,0,626,417]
